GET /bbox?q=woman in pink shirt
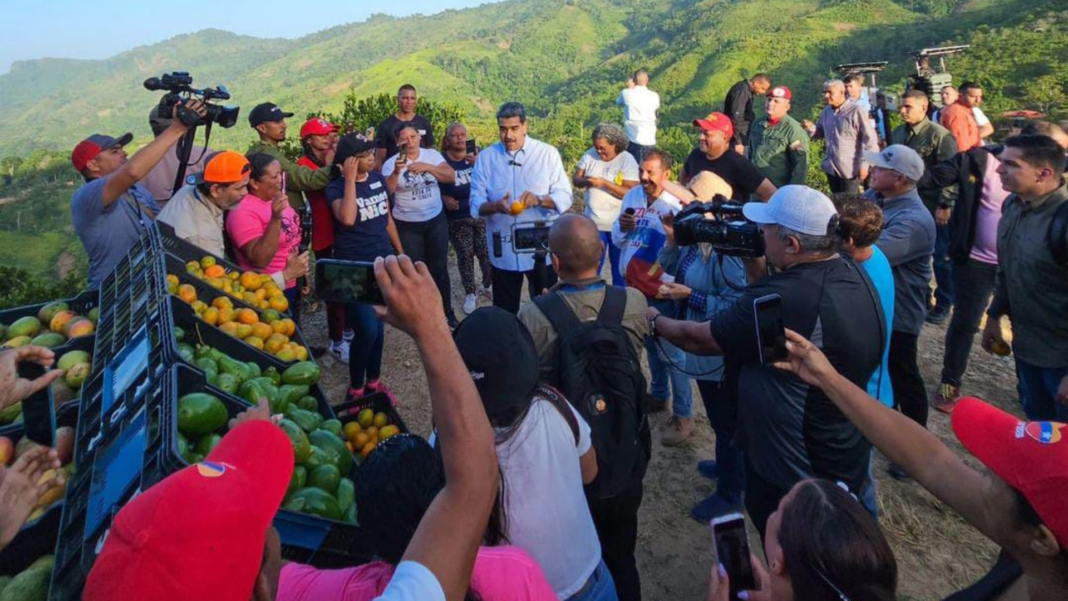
[226,153,304,321]
[276,434,556,601]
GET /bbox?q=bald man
[518,213,650,601]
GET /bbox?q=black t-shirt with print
[376,114,435,159]
[683,148,767,200]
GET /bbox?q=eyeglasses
[813,567,850,601]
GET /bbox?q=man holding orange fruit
[470,102,573,314]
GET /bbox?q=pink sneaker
[366,380,398,407]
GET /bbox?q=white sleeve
[568,403,593,455]
[373,561,445,601]
[576,151,592,172]
[381,156,397,178]
[545,150,573,213]
[972,107,990,127]
[470,153,490,218]
[622,153,640,180]
[427,149,447,166]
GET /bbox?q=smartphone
[397,142,408,163]
[465,139,477,154]
[315,259,384,305]
[754,293,788,366]
[711,513,756,599]
[19,361,56,447]
[512,223,551,252]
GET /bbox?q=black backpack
[533,286,651,499]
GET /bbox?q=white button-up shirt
[470,137,573,272]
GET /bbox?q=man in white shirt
[617,69,660,163]
[470,102,573,314]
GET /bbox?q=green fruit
[194,357,219,374]
[278,384,310,408]
[29,332,65,348]
[174,326,186,342]
[50,378,78,405]
[0,555,52,601]
[285,406,323,434]
[245,361,262,379]
[288,465,307,496]
[195,433,223,456]
[2,336,31,349]
[57,350,90,372]
[281,361,321,386]
[308,429,353,475]
[337,477,355,514]
[215,372,240,395]
[88,307,100,324]
[177,343,195,362]
[288,487,342,521]
[0,575,11,596]
[343,503,357,524]
[177,393,228,438]
[7,317,42,339]
[184,451,205,464]
[177,433,189,458]
[320,419,343,438]
[308,464,341,495]
[218,355,252,381]
[304,446,326,470]
[283,495,306,513]
[296,395,318,411]
[0,402,22,424]
[278,419,312,464]
[65,362,92,390]
[37,301,69,325]
[263,366,282,386]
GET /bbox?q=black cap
[248,102,294,127]
[333,133,377,167]
[453,307,540,420]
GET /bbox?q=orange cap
[192,151,251,185]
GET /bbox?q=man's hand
[282,250,310,281]
[619,211,637,232]
[859,165,870,182]
[491,192,512,215]
[0,446,63,551]
[170,99,208,131]
[801,119,816,135]
[772,329,838,389]
[981,317,1008,355]
[935,207,952,226]
[373,255,447,340]
[271,191,289,219]
[229,397,276,430]
[733,144,745,155]
[341,157,360,182]
[443,195,460,212]
[1056,375,1068,407]
[520,191,541,209]
[0,347,64,412]
[657,282,692,301]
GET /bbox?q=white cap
[863,144,925,182]
[742,185,838,236]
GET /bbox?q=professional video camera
[908,45,970,107]
[673,196,765,258]
[144,71,239,128]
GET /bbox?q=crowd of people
[2,65,1059,601]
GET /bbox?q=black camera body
[674,195,765,258]
[144,71,240,128]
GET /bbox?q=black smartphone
[397,142,408,162]
[712,513,756,599]
[754,293,787,366]
[512,223,551,251]
[465,139,477,154]
[315,259,384,305]
[19,361,56,447]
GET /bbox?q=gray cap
[863,144,925,182]
[743,185,838,237]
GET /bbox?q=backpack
[533,286,651,499]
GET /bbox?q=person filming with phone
[646,186,884,537]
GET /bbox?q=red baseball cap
[300,117,339,139]
[692,112,734,140]
[83,420,295,601]
[769,86,792,100]
[952,397,1068,547]
[71,133,133,172]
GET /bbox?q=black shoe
[888,463,911,481]
[697,460,720,481]
[691,493,743,524]
[310,345,328,358]
[925,307,950,325]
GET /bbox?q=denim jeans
[598,231,624,287]
[859,456,879,519]
[932,223,955,311]
[941,259,998,386]
[696,379,744,501]
[566,560,619,601]
[346,302,384,389]
[646,300,693,418]
[1014,357,1068,422]
[395,212,455,319]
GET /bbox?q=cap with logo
[952,397,1068,548]
[453,307,539,418]
[248,102,295,128]
[71,133,134,172]
[187,150,252,186]
[742,185,838,236]
[692,111,735,140]
[863,144,925,182]
[333,133,378,167]
[769,86,792,100]
[82,420,294,601]
[300,117,340,139]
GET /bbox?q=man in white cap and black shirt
[648,185,884,535]
[863,144,935,481]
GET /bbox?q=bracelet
[650,313,661,337]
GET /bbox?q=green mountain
[1,0,1064,158]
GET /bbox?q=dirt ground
[301,255,1017,601]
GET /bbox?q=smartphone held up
[712,513,757,600]
[315,259,384,305]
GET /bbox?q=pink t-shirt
[226,194,302,288]
[276,546,556,601]
[969,155,1010,265]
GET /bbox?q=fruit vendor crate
[156,220,244,273]
[0,291,98,362]
[333,392,410,437]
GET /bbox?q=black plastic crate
[0,291,99,353]
[157,220,243,273]
[0,403,78,576]
[334,392,409,437]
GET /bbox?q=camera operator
[647,186,883,539]
[246,102,333,211]
[656,177,750,522]
[140,106,214,206]
[71,100,207,289]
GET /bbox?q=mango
[2,336,30,348]
[88,307,100,324]
[29,332,65,349]
[57,350,90,372]
[0,555,52,601]
[177,393,228,438]
[50,379,78,405]
[9,316,43,339]
[65,317,95,338]
[49,311,76,334]
[0,437,12,466]
[37,301,69,325]
[54,426,75,464]
[65,362,91,390]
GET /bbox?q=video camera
[144,71,239,129]
[673,196,765,258]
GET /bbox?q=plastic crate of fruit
[164,249,299,317]
[156,220,243,272]
[0,291,99,357]
[0,337,95,430]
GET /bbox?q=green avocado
[177,393,228,438]
[288,487,342,521]
[195,434,223,456]
[0,556,52,601]
[296,395,318,412]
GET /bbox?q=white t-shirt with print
[382,148,447,222]
[578,149,640,231]
[497,397,600,600]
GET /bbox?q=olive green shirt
[891,118,958,211]
[748,115,809,189]
[246,141,332,210]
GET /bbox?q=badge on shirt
[369,180,382,190]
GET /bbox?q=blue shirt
[71,176,161,289]
[326,172,394,262]
[439,155,473,220]
[860,246,895,407]
[871,188,936,335]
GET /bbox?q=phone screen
[754,294,787,366]
[397,142,408,162]
[513,225,550,251]
[19,361,56,447]
[315,259,384,305]
[712,514,756,598]
[466,139,477,154]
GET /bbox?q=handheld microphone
[508,160,523,167]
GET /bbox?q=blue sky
[0,0,503,74]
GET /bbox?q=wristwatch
[649,313,661,337]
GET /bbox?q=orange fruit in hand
[239,272,262,291]
[269,295,289,313]
[177,284,197,304]
[510,201,524,215]
[236,308,259,325]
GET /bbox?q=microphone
[508,160,523,167]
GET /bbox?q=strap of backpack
[537,385,580,447]
[1050,199,1068,266]
[533,291,584,336]
[596,285,627,327]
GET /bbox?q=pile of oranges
[342,409,400,462]
[167,273,307,362]
[180,256,290,313]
